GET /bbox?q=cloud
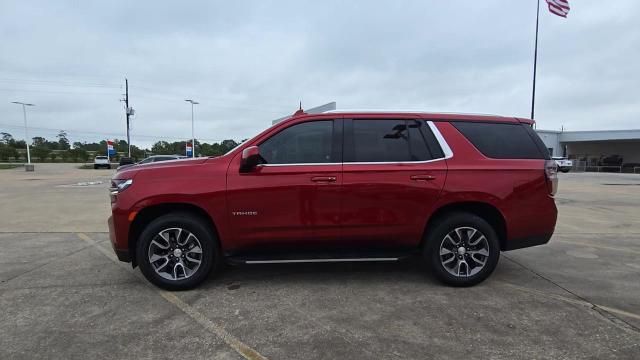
[1,0,638,148]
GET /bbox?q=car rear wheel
[424,212,500,287]
[136,213,220,290]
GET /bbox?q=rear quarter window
[452,121,546,159]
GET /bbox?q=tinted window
[153,156,177,162]
[345,119,443,162]
[260,120,334,164]
[410,120,445,160]
[452,122,545,159]
[139,158,154,164]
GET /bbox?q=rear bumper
[503,233,553,251]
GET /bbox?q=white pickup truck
[552,156,572,173]
[93,156,111,169]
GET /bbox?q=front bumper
[108,215,132,262]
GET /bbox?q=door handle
[410,174,436,181]
[311,176,337,183]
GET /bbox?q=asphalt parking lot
[1,163,639,359]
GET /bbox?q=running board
[225,248,417,265]
[244,257,400,264]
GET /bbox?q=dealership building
[536,129,640,172]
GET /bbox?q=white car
[552,156,572,173]
[93,156,111,169]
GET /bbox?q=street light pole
[185,99,199,158]
[11,101,35,170]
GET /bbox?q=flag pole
[531,0,540,120]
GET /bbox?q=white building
[537,128,640,171]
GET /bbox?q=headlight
[112,179,133,192]
[110,179,133,202]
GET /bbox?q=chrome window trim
[259,120,453,167]
[259,162,340,167]
[427,120,454,159]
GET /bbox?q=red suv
[108,111,558,290]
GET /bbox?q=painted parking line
[76,233,268,360]
[555,239,640,255]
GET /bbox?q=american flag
[545,0,570,18]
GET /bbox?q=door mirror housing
[240,146,261,172]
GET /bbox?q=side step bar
[244,257,400,264]
[225,249,418,265]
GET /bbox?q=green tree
[151,141,173,155]
[31,146,51,162]
[0,143,19,161]
[1,132,15,146]
[67,148,88,162]
[57,130,70,150]
[59,150,69,162]
[32,136,46,148]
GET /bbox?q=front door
[226,119,342,252]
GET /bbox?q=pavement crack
[502,254,640,334]
[0,244,94,288]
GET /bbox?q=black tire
[136,212,220,290]
[107,165,111,169]
[423,212,500,287]
[93,165,98,169]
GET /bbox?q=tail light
[544,160,558,196]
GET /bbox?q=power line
[0,87,121,96]
[0,78,122,88]
[0,122,231,143]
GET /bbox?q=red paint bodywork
[108,112,557,261]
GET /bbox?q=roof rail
[323,109,503,117]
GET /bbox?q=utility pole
[125,78,131,157]
[11,101,35,171]
[185,99,199,158]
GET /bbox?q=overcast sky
[1,1,639,148]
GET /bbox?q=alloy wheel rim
[439,226,490,277]
[148,227,203,281]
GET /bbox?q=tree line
[0,130,240,162]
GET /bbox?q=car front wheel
[424,212,500,287]
[136,213,219,290]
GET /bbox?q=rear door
[340,118,448,247]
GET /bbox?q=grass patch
[0,164,21,169]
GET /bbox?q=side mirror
[240,146,261,173]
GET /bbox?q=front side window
[345,119,443,163]
[259,120,334,164]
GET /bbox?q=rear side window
[259,120,334,164]
[452,122,545,159]
[344,119,444,162]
